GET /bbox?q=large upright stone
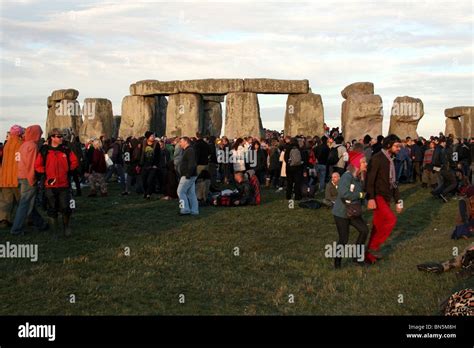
[284,93,324,136]
[445,118,462,138]
[388,96,424,139]
[244,79,309,94]
[342,94,383,142]
[444,106,474,138]
[225,92,263,139]
[130,80,179,95]
[179,79,244,94]
[341,82,374,99]
[45,90,82,136]
[119,95,167,138]
[165,93,203,137]
[203,101,222,137]
[79,98,114,143]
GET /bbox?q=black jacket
[314,143,330,165]
[140,141,161,167]
[194,139,210,166]
[180,146,197,178]
[366,151,400,203]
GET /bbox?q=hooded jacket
[17,125,43,186]
[0,134,23,188]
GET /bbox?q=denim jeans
[11,179,46,234]
[177,176,198,215]
[315,164,327,192]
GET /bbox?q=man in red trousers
[366,134,403,263]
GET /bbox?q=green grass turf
[0,182,472,315]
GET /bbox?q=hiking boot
[121,191,129,196]
[48,217,59,239]
[63,215,72,237]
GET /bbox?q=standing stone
[119,96,158,138]
[165,93,203,137]
[445,118,462,139]
[444,106,474,139]
[46,89,82,137]
[284,93,324,136]
[342,94,383,142]
[225,92,263,139]
[388,96,424,139]
[341,82,374,99]
[203,101,222,137]
[79,98,114,143]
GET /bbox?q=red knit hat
[348,151,364,169]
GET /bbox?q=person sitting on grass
[233,171,255,206]
[322,172,340,208]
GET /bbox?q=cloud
[0,0,472,140]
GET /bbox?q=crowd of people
[0,122,473,268]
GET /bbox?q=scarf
[382,149,397,189]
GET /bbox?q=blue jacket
[332,171,364,219]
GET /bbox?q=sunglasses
[52,134,63,138]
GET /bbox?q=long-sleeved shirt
[179,146,197,178]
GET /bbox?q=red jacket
[35,145,79,188]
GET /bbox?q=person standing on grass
[10,125,48,235]
[35,129,78,237]
[365,134,403,264]
[86,139,108,197]
[284,138,304,201]
[332,152,369,269]
[0,125,24,229]
[177,137,198,216]
[140,131,161,200]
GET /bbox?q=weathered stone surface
[202,95,225,102]
[224,92,263,139]
[47,96,54,108]
[179,79,244,94]
[445,106,474,118]
[130,80,179,95]
[112,116,121,139]
[388,96,424,139]
[79,98,114,143]
[50,89,79,101]
[445,117,462,138]
[444,106,474,138]
[119,95,166,139]
[284,93,324,136]
[341,82,374,99]
[203,101,222,137]
[165,93,203,137]
[45,99,82,136]
[153,96,168,137]
[244,78,309,94]
[342,94,383,141]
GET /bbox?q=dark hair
[363,134,372,144]
[335,135,344,144]
[382,134,401,149]
[232,138,244,150]
[377,135,384,143]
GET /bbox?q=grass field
[0,182,472,315]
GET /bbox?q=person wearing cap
[0,125,24,228]
[331,150,369,269]
[35,128,79,237]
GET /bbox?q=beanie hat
[348,151,364,170]
[144,131,154,140]
[10,124,25,137]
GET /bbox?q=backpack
[288,148,302,167]
[327,146,341,166]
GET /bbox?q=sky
[0,0,472,142]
